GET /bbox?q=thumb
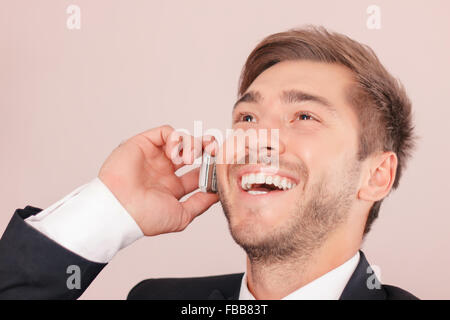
[179,192,219,229]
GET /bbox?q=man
[0,26,418,299]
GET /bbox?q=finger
[179,192,219,229]
[202,135,219,157]
[182,135,203,165]
[138,125,175,148]
[168,134,216,171]
[163,133,197,170]
[178,167,200,197]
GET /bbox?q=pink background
[1,0,449,299]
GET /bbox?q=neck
[245,228,361,300]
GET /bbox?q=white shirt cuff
[25,177,144,263]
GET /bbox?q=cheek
[215,164,227,189]
[289,130,355,181]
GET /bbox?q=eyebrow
[233,89,337,115]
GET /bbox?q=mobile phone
[199,152,217,193]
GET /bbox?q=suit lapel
[208,289,226,300]
[207,250,386,300]
[227,286,241,300]
[207,274,243,300]
[339,250,387,300]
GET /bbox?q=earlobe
[358,152,398,202]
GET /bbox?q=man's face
[216,60,363,261]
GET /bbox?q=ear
[358,152,398,202]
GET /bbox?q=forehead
[244,60,356,107]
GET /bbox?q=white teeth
[273,176,280,187]
[248,190,268,195]
[240,172,297,191]
[241,175,248,190]
[281,178,287,190]
[256,173,265,184]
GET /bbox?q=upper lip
[235,165,300,185]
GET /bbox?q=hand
[98,125,219,236]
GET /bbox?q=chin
[226,206,286,244]
[219,176,300,246]
[228,219,268,248]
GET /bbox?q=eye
[234,112,256,123]
[295,112,316,121]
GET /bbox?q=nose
[247,125,286,165]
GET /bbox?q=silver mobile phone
[199,152,217,193]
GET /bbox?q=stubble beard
[218,161,361,265]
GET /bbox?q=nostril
[263,146,275,157]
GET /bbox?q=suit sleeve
[0,206,106,299]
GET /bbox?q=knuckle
[118,139,127,147]
[178,214,191,231]
[161,124,174,131]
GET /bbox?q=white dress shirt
[25,178,359,299]
[25,178,143,263]
[238,251,360,300]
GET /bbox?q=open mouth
[239,172,297,195]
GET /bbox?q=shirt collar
[239,251,360,300]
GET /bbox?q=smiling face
[216,60,365,262]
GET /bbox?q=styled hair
[238,26,416,234]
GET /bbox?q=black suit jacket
[0,206,418,300]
